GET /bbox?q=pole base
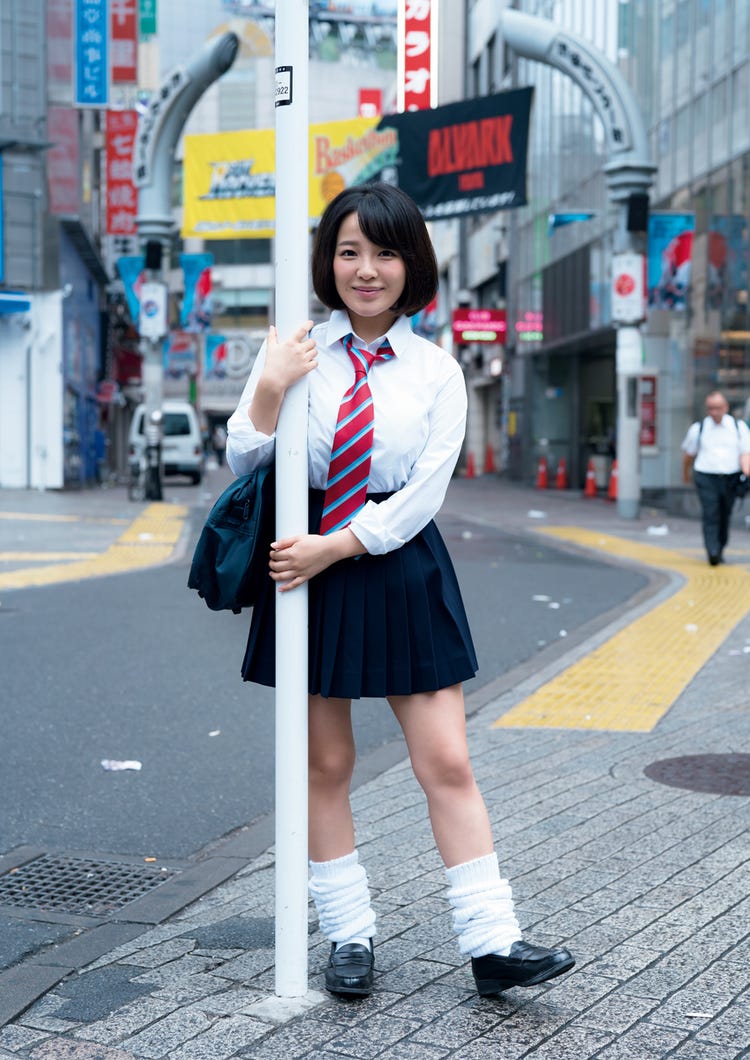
[617,497,639,519]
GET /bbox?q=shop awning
[0,290,31,315]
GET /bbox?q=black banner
[377,87,533,220]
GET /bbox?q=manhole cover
[0,854,177,917]
[644,753,750,796]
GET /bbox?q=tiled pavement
[0,478,748,1058]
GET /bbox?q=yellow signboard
[182,118,399,240]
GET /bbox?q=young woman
[226,183,574,998]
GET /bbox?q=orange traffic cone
[607,460,619,501]
[484,444,496,474]
[466,451,476,478]
[584,459,597,497]
[555,457,568,490]
[535,455,549,489]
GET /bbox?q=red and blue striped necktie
[319,334,394,536]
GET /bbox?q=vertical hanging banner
[180,253,214,331]
[0,156,4,284]
[398,0,438,112]
[75,0,109,107]
[47,108,81,216]
[139,0,156,36]
[47,0,74,103]
[647,212,695,311]
[105,110,138,235]
[116,255,146,321]
[110,0,138,84]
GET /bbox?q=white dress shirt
[681,415,750,474]
[226,310,467,555]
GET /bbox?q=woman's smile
[333,212,406,340]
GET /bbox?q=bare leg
[308,694,356,861]
[388,684,493,867]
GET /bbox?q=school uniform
[226,310,478,699]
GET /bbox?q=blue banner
[179,252,214,331]
[116,255,145,322]
[0,155,3,284]
[75,0,109,107]
[647,212,695,311]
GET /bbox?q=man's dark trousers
[693,470,740,562]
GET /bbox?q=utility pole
[133,32,239,499]
[501,10,656,518]
[273,0,310,999]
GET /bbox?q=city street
[0,464,649,861]
[1,471,748,1055]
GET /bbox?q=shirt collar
[326,309,412,358]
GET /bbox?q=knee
[411,747,475,797]
[309,741,356,790]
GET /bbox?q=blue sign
[116,255,145,321]
[75,0,109,107]
[0,155,4,284]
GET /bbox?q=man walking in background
[681,390,750,565]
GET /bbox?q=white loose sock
[445,853,522,957]
[309,850,376,947]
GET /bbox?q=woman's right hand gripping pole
[249,321,318,435]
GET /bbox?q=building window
[208,240,272,265]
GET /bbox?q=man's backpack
[188,465,275,613]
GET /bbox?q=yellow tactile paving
[494,527,750,733]
[0,503,188,591]
[0,552,99,562]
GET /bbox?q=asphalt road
[0,488,647,861]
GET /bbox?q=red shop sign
[452,308,507,344]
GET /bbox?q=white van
[128,400,204,484]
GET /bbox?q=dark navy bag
[188,465,275,613]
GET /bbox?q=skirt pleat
[241,489,477,699]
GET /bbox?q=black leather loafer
[324,940,374,998]
[471,940,575,996]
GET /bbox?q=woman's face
[333,211,406,341]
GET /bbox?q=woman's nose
[357,257,377,276]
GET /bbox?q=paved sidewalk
[0,479,749,1058]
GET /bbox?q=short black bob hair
[311,183,438,318]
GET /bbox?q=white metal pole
[273,0,310,998]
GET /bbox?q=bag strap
[696,414,740,455]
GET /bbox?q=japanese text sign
[106,110,138,235]
[111,0,138,83]
[75,0,109,107]
[399,0,437,112]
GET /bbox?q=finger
[271,537,299,550]
[278,575,305,592]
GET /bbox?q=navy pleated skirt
[241,489,478,699]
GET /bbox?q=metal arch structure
[501,9,655,202]
[134,31,240,247]
[501,9,656,519]
[132,32,239,498]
